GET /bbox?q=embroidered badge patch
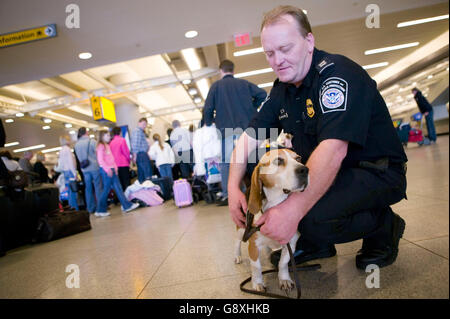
[319,77,348,113]
[306,99,315,118]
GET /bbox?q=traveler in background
[170,120,193,179]
[110,127,131,192]
[18,151,33,173]
[55,134,79,210]
[0,150,22,172]
[0,119,8,181]
[412,88,437,144]
[33,152,49,183]
[203,59,267,206]
[149,133,175,185]
[96,130,139,217]
[74,127,102,214]
[130,118,153,183]
[166,128,173,146]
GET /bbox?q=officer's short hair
[138,117,148,123]
[219,60,234,73]
[261,5,312,38]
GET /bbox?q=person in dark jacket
[0,119,8,181]
[33,152,49,183]
[412,88,437,143]
[203,59,267,205]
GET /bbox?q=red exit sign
[234,33,252,47]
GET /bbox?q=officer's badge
[319,77,348,114]
[306,99,315,118]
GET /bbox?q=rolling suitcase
[34,209,91,243]
[129,189,163,206]
[0,189,35,254]
[25,183,60,217]
[173,179,193,208]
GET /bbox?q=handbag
[8,170,29,188]
[80,140,91,169]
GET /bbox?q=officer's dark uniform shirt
[248,48,407,168]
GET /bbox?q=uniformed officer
[228,5,408,270]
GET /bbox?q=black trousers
[298,166,407,246]
[117,166,131,192]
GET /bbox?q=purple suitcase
[130,189,163,206]
[173,179,193,207]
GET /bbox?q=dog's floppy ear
[248,163,263,215]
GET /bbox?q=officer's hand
[424,112,429,116]
[255,197,303,245]
[228,187,247,228]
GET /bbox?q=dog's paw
[279,279,294,292]
[252,283,266,292]
[234,256,242,264]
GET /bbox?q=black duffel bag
[34,210,91,243]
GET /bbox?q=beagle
[234,149,309,292]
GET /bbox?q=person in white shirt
[170,120,193,178]
[149,133,175,184]
[0,150,22,172]
[55,134,79,210]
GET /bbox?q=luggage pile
[0,176,91,257]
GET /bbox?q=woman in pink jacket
[109,127,131,192]
[95,130,139,217]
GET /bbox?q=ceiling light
[397,14,449,28]
[362,62,389,70]
[78,52,92,60]
[181,48,201,71]
[69,130,76,135]
[184,30,198,39]
[42,125,51,130]
[447,67,449,71]
[188,88,198,95]
[427,75,433,79]
[42,146,62,153]
[5,119,14,123]
[16,113,24,117]
[194,97,202,104]
[4,142,19,147]
[364,42,419,55]
[234,47,264,57]
[89,134,95,138]
[13,144,46,153]
[65,123,73,128]
[258,82,274,88]
[182,79,192,85]
[235,67,273,78]
[43,118,52,124]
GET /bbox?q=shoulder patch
[319,77,348,114]
[315,57,335,75]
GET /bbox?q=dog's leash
[240,210,321,299]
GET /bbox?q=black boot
[270,236,336,268]
[356,208,405,270]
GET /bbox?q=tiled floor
[0,136,448,299]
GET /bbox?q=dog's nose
[295,166,309,177]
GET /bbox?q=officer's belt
[358,157,407,175]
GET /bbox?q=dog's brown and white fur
[235,149,309,292]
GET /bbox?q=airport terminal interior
[0,0,448,299]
